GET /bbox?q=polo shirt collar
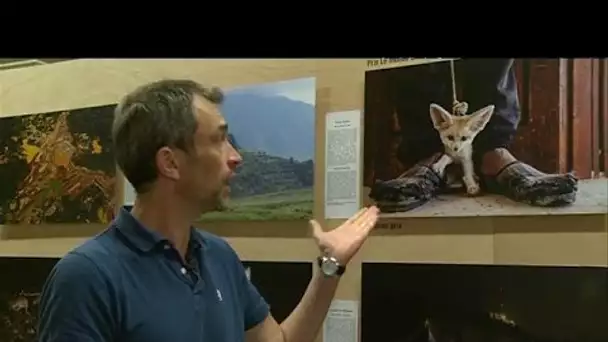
[115,205,204,253]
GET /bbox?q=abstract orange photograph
[0,104,117,225]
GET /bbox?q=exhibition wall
[0,58,606,342]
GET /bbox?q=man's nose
[228,144,242,168]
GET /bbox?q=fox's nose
[452,147,459,152]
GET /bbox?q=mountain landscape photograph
[200,77,316,222]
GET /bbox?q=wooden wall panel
[510,59,564,174]
[571,59,594,178]
[493,215,607,267]
[602,59,608,172]
[0,59,606,342]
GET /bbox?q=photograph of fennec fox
[429,103,495,196]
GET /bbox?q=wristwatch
[317,255,346,277]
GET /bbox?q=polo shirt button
[180,267,187,275]
[163,245,170,250]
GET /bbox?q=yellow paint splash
[91,139,102,154]
[21,140,40,163]
[97,207,108,224]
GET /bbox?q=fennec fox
[429,103,495,196]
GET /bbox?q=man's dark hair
[112,79,224,194]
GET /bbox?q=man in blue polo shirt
[37,79,379,342]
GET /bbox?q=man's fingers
[352,213,379,242]
[345,208,368,225]
[360,214,379,234]
[351,206,377,225]
[365,214,379,232]
[339,206,380,235]
[354,206,379,231]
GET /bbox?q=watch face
[321,259,339,275]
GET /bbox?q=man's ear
[429,103,453,130]
[467,105,495,132]
[156,146,180,181]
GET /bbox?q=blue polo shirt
[37,206,270,342]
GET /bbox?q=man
[370,58,578,211]
[37,79,379,342]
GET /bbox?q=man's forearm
[279,268,340,342]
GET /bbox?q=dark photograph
[243,261,312,322]
[0,257,57,342]
[361,262,608,342]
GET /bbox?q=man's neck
[130,193,196,259]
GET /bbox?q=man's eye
[227,133,240,150]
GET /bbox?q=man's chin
[213,196,231,212]
[213,203,228,212]
[203,187,231,212]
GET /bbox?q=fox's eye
[447,135,454,141]
[461,136,468,141]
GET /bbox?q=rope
[450,59,468,116]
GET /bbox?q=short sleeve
[225,250,269,331]
[240,264,271,330]
[37,252,118,342]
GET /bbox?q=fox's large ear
[429,103,453,130]
[468,105,495,132]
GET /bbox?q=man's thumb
[309,219,324,241]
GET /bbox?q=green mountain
[230,150,313,198]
